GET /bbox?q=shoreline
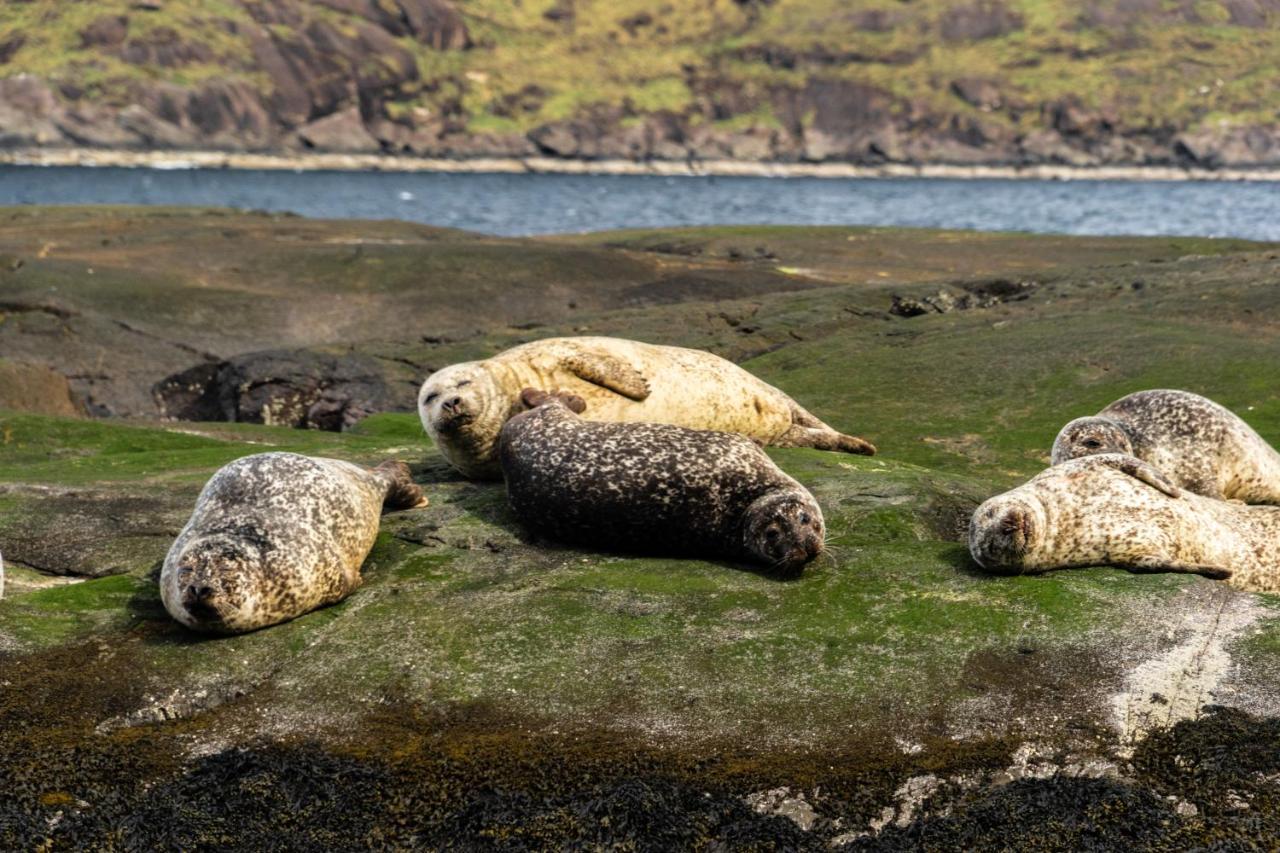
[4,147,1280,182]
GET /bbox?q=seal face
[969,453,1280,593]
[160,453,425,634]
[498,394,825,575]
[419,336,874,479]
[1051,390,1280,503]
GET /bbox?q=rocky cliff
[2,0,1280,169]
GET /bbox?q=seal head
[742,491,825,575]
[418,362,505,437]
[1051,416,1134,465]
[968,494,1049,574]
[166,535,262,633]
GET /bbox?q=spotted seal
[969,453,1280,594]
[160,453,427,634]
[420,336,875,479]
[1051,390,1280,503]
[497,389,826,575]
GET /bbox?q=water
[1,164,1278,240]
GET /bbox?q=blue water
[1,165,1277,239]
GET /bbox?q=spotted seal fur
[1052,390,1280,503]
[498,389,826,575]
[969,453,1280,594]
[160,453,427,634]
[420,336,875,479]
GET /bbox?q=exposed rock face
[153,350,404,431]
[0,359,83,418]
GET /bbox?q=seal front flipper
[373,460,429,510]
[1081,453,1182,498]
[1129,556,1232,580]
[562,351,651,401]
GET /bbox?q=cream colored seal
[969,453,1280,594]
[418,336,875,479]
[1052,389,1280,503]
[160,453,426,634]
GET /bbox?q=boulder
[79,15,129,49]
[295,107,380,152]
[0,359,83,417]
[0,75,66,147]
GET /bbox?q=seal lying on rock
[499,389,826,575]
[160,453,427,634]
[420,336,875,479]
[968,453,1280,594]
[1052,390,1280,503]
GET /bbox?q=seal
[968,453,1280,594]
[497,389,826,575]
[419,336,875,479]
[1051,389,1280,503]
[160,452,427,634]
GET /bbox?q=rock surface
[1,211,1280,846]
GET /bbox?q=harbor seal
[160,453,427,634]
[498,389,826,575]
[419,336,875,479]
[968,453,1280,594]
[1051,390,1280,503]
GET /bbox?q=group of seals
[161,453,425,633]
[418,336,874,479]
[499,389,826,576]
[971,390,1280,591]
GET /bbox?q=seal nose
[441,396,464,414]
[182,583,221,620]
[971,501,1038,574]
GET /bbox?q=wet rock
[153,349,402,431]
[744,787,818,831]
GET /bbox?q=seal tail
[374,460,428,511]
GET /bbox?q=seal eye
[799,512,810,525]
[765,528,780,541]
[457,380,472,388]
[1083,438,1102,449]
[424,393,439,404]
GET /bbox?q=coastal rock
[1175,125,1280,169]
[0,359,82,418]
[0,75,66,148]
[153,350,404,431]
[295,107,380,153]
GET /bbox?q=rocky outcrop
[1,0,1278,168]
[0,359,83,418]
[153,350,405,431]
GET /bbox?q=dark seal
[498,389,826,575]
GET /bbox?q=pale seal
[160,453,427,634]
[497,389,826,575]
[419,336,875,479]
[969,453,1280,594]
[1051,390,1280,503]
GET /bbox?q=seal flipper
[776,424,877,456]
[373,460,429,511]
[1084,453,1182,498]
[562,351,651,401]
[1129,556,1232,580]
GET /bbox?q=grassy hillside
[2,0,1278,164]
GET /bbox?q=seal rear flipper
[562,351,651,401]
[1129,556,1232,580]
[374,460,429,511]
[776,424,876,456]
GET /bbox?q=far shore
[4,147,1280,182]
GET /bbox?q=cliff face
[1,0,1280,168]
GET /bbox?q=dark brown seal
[160,452,427,634]
[498,389,826,575]
[1052,389,1280,503]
